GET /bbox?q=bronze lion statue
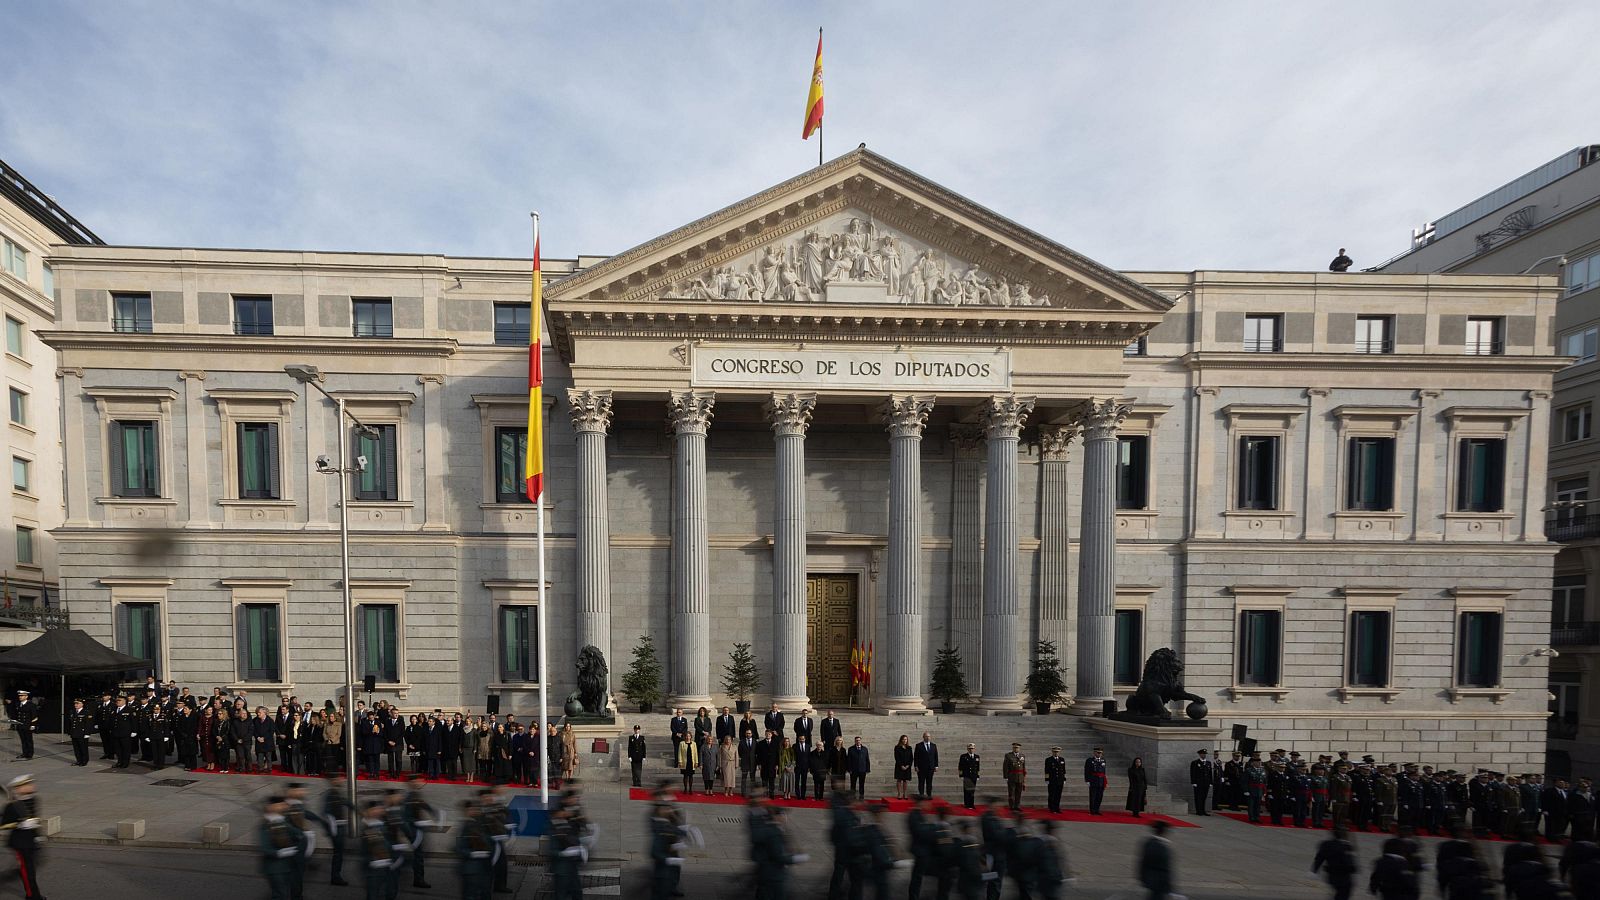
[564,644,611,716]
[1124,647,1205,719]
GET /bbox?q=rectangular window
[1116,435,1149,510]
[357,604,399,683]
[1346,436,1396,511]
[1563,405,1593,443]
[1567,252,1598,295]
[1113,609,1142,686]
[1,238,26,280]
[11,457,28,492]
[1550,673,1581,739]
[110,420,160,498]
[111,292,153,333]
[1553,574,1586,629]
[238,603,282,682]
[494,426,530,503]
[493,303,532,346]
[352,298,393,338]
[354,423,399,501]
[1237,609,1282,686]
[1347,610,1391,687]
[1455,438,1506,512]
[1554,477,1589,528]
[40,264,51,298]
[1560,326,1599,364]
[1457,611,1502,688]
[4,316,22,356]
[1355,315,1393,354]
[1243,313,1283,353]
[233,295,274,336]
[7,388,24,426]
[498,606,537,682]
[236,422,281,499]
[1464,317,1503,355]
[14,525,33,565]
[1236,435,1280,510]
[117,602,161,679]
[1123,337,1147,357]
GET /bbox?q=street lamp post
[286,363,374,828]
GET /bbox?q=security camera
[354,454,368,473]
[314,455,333,472]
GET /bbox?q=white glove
[981,873,999,882]
[894,859,913,869]
[276,847,298,858]
[666,857,684,867]
[391,843,408,852]
[791,853,810,864]
[19,819,38,830]
[470,851,491,859]
[369,859,390,870]
[560,847,582,857]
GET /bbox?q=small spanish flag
[850,644,861,687]
[802,29,824,140]
[524,216,544,503]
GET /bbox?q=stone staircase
[618,710,1188,813]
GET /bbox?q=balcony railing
[1547,515,1600,541]
[1553,621,1600,647]
[0,605,69,631]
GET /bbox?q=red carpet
[627,788,1193,827]
[1215,812,1565,845]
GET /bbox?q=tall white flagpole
[534,211,550,807]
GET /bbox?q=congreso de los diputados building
[41,149,1564,768]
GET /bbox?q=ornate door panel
[806,574,859,707]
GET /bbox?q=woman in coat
[460,717,477,783]
[893,735,914,800]
[1126,756,1150,817]
[475,720,494,782]
[698,733,717,794]
[777,737,795,798]
[405,715,424,774]
[717,735,738,797]
[827,737,849,783]
[302,712,324,776]
[676,733,699,794]
[692,707,713,746]
[324,712,343,772]
[560,723,579,782]
[198,706,217,771]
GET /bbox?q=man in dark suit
[1044,747,1067,813]
[819,710,843,750]
[627,725,647,787]
[10,690,37,760]
[763,704,785,737]
[793,737,813,799]
[384,713,405,776]
[66,697,95,766]
[669,709,689,758]
[715,707,736,744]
[913,731,939,800]
[1542,777,1572,841]
[846,736,871,800]
[1190,749,1214,816]
[759,730,779,792]
[792,709,813,745]
[423,715,444,779]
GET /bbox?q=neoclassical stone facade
[42,149,1566,767]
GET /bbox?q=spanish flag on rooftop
[525,215,544,503]
[802,29,824,141]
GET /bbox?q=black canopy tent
[0,629,153,733]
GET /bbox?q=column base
[976,696,1027,716]
[1070,697,1114,716]
[876,696,931,715]
[771,695,811,711]
[671,694,712,709]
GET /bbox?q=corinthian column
[1073,398,1130,714]
[979,394,1035,714]
[882,395,936,713]
[568,389,614,693]
[766,392,816,709]
[668,390,715,705]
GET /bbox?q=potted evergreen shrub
[930,644,970,714]
[1025,640,1068,715]
[621,634,664,713]
[722,642,762,714]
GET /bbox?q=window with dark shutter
[354,424,399,501]
[1237,435,1279,510]
[1348,611,1391,687]
[1346,437,1396,511]
[112,420,159,498]
[237,422,281,499]
[498,606,536,682]
[1238,610,1282,686]
[1457,612,1502,688]
[1116,435,1149,510]
[358,605,399,682]
[495,427,531,503]
[1113,609,1142,685]
[1456,438,1506,512]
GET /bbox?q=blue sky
[3,2,1596,271]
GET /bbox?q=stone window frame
[221,577,294,693]
[209,389,297,507]
[333,391,415,507]
[1222,404,1304,518]
[351,579,411,698]
[1332,406,1416,517]
[1441,406,1528,519]
[472,393,557,519]
[1226,586,1293,702]
[100,576,174,681]
[1447,588,1514,704]
[485,579,548,692]
[1110,586,1155,694]
[1114,405,1169,517]
[86,386,178,507]
[1336,587,1403,704]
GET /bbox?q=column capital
[567,388,615,434]
[982,395,1035,440]
[667,390,716,435]
[1038,424,1080,461]
[765,392,817,436]
[882,394,936,439]
[1076,398,1130,441]
[949,423,984,456]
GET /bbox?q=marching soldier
[953,821,988,900]
[456,800,493,900]
[321,773,351,887]
[359,799,396,900]
[1310,825,1357,900]
[979,800,1012,900]
[1033,819,1069,900]
[482,786,513,895]
[1002,744,1026,813]
[547,804,584,900]
[649,801,683,900]
[10,690,37,760]
[260,795,304,900]
[1082,748,1107,815]
[283,783,313,900]
[67,697,95,766]
[907,798,935,900]
[958,743,981,810]
[402,776,435,889]
[1044,747,1067,814]
[854,802,893,900]
[753,803,806,900]
[1,774,44,900]
[827,784,857,900]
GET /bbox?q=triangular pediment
[546,147,1173,318]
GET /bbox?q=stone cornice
[1182,351,1568,375]
[38,331,459,359]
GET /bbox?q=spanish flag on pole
[802,29,824,141]
[525,215,544,502]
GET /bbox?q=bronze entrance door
[806,574,859,707]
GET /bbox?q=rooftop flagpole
[529,211,550,807]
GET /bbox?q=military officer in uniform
[1329,761,1352,828]
[628,725,648,788]
[1083,747,1108,816]
[321,773,350,887]
[1,774,44,900]
[1189,749,1214,817]
[10,690,37,760]
[94,691,115,761]
[1309,764,1330,829]
[1044,747,1067,814]
[547,804,585,900]
[147,700,169,771]
[111,694,137,768]
[66,697,95,766]
[1244,754,1267,823]
[456,799,493,900]
[260,795,304,900]
[1221,750,1244,811]
[359,799,396,900]
[1374,765,1399,833]
[958,743,981,810]
[1002,743,1027,813]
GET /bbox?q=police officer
[10,690,37,760]
[66,697,95,766]
[1,774,43,900]
[1044,747,1066,814]
[260,795,303,900]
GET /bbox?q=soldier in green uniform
[456,800,493,900]
[358,799,396,900]
[1244,755,1267,823]
[1499,774,1523,839]
[954,821,988,900]
[259,795,303,900]
[1329,762,1352,828]
[283,783,313,900]
[481,786,513,895]
[649,801,683,900]
[547,804,584,900]
[1374,765,1398,832]
[402,776,435,889]
[321,774,350,887]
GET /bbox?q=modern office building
[1379,143,1600,777]
[43,149,1562,769]
[0,159,101,626]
